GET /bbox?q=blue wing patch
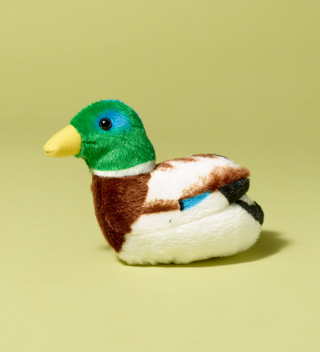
[179,191,210,211]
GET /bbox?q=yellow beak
[43,125,81,157]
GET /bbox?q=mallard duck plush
[44,100,264,265]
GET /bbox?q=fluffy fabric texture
[45,100,264,265]
[119,196,261,265]
[91,172,151,252]
[219,178,250,204]
[236,200,264,225]
[179,191,211,210]
[70,100,156,171]
[90,154,264,264]
[145,154,249,202]
[92,161,156,177]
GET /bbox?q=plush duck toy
[44,100,264,265]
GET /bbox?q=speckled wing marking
[146,155,248,202]
[142,155,250,217]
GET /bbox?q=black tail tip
[235,200,264,225]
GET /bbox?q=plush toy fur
[91,154,263,264]
[119,195,261,265]
[44,100,264,265]
[70,100,155,171]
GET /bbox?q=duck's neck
[83,130,156,176]
[92,160,156,177]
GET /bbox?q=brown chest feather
[91,174,150,252]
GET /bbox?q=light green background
[1,1,319,351]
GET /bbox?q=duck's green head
[44,100,156,173]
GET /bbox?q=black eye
[99,118,112,131]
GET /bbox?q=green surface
[1,1,320,351]
[70,100,156,171]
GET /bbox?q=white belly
[117,196,261,265]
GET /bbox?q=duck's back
[121,155,262,264]
[130,154,251,236]
[146,154,250,202]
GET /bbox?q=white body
[115,155,262,265]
